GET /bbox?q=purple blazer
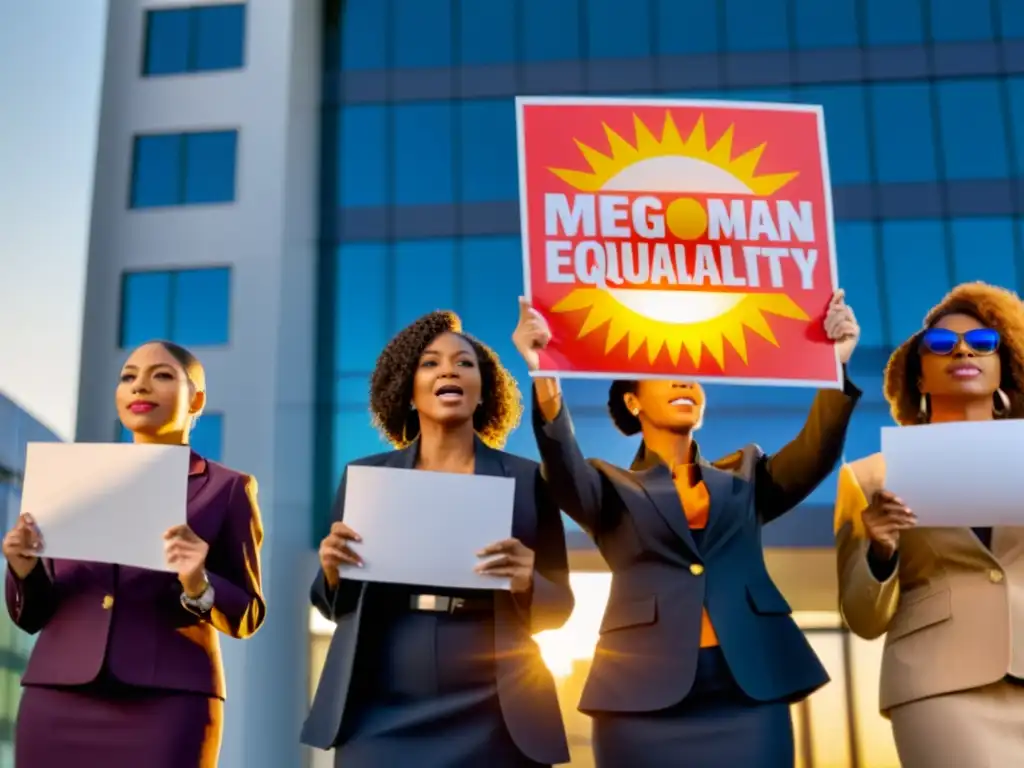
[5,451,265,700]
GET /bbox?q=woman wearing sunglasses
[835,281,1024,768]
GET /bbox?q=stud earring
[918,393,928,422]
[631,409,639,416]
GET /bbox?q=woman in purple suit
[3,340,265,767]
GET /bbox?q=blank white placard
[20,443,190,571]
[882,420,1024,527]
[341,465,516,591]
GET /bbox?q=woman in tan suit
[835,282,1024,768]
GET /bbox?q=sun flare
[546,111,804,370]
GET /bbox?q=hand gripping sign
[515,96,841,388]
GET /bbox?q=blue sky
[0,0,107,438]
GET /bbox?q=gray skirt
[336,607,546,768]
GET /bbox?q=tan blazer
[834,453,1024,714]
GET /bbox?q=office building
[0,393,61,766]
[78,1,1024,765]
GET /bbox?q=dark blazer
[533,377,861,715]
[5,451,265,700]
[301,438,573,765]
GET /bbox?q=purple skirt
[15,683,222,767]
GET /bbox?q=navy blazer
[533,378,860,714]
[301,438,573,765]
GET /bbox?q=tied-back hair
[607,380,642,436]
[884,282,1024,424]
[141,340,206,428]
[368,310,522,448]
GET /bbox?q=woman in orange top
[513,292,862,768]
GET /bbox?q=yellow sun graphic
[546,112,808,370]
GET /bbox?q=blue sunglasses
[919,327,1001,356]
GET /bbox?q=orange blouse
[673,464,718,648]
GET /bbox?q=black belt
[407,594,492,614]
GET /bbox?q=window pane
[459,236,528,385]
[333,410,388,484]
[131,135,181,208]
[793,0,859,48]
[871,83,938,183]
[850,636,901,767]
[1001,0,1024,38]
[392,0,452,68]
[193,4,246,71]
[341,0,388,69]
[727,86,791,102]
[864,0,924,45]
[724,0,789,51]
[799,85,870,185]
[121,272,171,347]
[192,414,224,462]
[170,268,231,346]
[804,633,852,767]
[393,104,454,206]
[523,0,581,62]
[881,221,951,342]
[656,0,719,55]
[393,240,457,333]
[929,0,993,41]
[184,131,238,204]
[335,244,390,372]
[339,106,388,207]
[835,222,885,348]
[1007,77,1024,176]
[460,0,515,65]
[950,218,1017,287]
[587,0,651,58]
[143,10,189,75]
[460,100,518,203]
[936,80,1008,181]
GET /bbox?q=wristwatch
[180,572,215,615]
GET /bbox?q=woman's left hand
[164,524,210,597]
[476,538,535,594]
[825,289,860,364]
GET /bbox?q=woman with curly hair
[835,281,1024,767]
[301,310,573,768]
[513,292,863,768]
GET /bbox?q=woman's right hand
[2,514,43,579]
[512,297,552,372]
[862,490,916,561]
[318,521,362,589]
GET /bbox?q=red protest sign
[516,96,841,388]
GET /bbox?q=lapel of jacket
[631,444,699,556]
[698,460,744,559]
[187,450,210,504]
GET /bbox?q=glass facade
[317,0,1024,541]
[316,3,1024,764]
[143,3,247,77]
[120,267,232,348]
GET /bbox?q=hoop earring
[918,393,928,422]
[995,388,1011,417]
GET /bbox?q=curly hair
[884,282,1024,425]
[608,380,642,436]
[369,310,523,448]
